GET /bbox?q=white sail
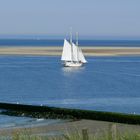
[72,43,79,62]
[61,39,72,61]
[78,48,87,63]
[61,33,87,67]
[72,42,87,63]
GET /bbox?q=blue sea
[0,39,140,127]
[0,39,140,47]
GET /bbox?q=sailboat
[61,33,87,67]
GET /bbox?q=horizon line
[0,34,140,40]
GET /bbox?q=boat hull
[64,62,83,67]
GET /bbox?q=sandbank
[0,46,140,56]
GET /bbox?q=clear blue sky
[0,0,140,39]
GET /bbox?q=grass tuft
[1,124,140,140]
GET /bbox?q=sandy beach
[0,46,140,56]
[0,119,140,137]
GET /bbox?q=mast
[70,28,73,62]
[76,32,78,46]
[70,28,73,45]
[76,32,79,62]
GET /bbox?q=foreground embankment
[0,46,140,56]
[1,103,140,138]
[1,119,140,139]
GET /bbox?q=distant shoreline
[0,46,140,56]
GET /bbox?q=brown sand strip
[0,47,140,56]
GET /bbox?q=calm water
[0,55,140,127]
[0,38,140,127]
[1,39,140,46]
[0,56,140,114]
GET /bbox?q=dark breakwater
[1,102,140,125]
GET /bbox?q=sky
[0,0,140,39]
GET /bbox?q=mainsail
[72,43,79,62]
[61,39,72,61]
[73,43,87,63]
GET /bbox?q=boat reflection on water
[62,66,85,76]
